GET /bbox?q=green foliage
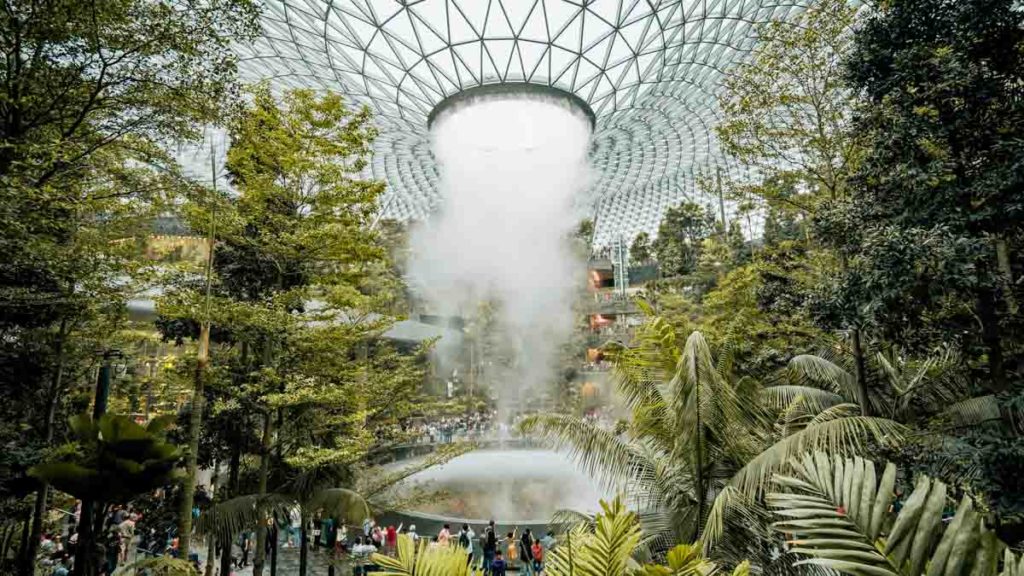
[523,310,902,567]
[768,451,1024,575]
[631,232,653,263]
[652,201,717,278]
[29,414,181,504]
[655,241,827,378]
[372,534,483,576]
[717,0,860,211]
[114,556,198,576]
[545,497,642,576]
[636,545,751,576]
[821,0,1024,387]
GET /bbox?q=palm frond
[372,534,480,576]
[731,416,905,497]
[787,354,858,403]
[941,395,1001,427]
[761,385,846,413]
[699,485,757,555]
[305,487,370,523]
[767,450,1023,576]
[194,493,295,540]
[519,413,644,488]
[545,497,642,576]
[808,403,863,425]
[551,508,595,528]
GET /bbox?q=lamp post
[92,349,123,420]
[74,349,123,576]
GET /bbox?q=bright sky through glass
[206,0,811,246]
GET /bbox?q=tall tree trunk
[978,290,1008,392]
[838,252,871,416]
[219,423,243,576]
[299,511,309,576]
[269,524,278,576]
[177,323,210,561]
[852,328,870,416]
[252,412,273,576]
[24,319,69,576]
[203,459,219,576]
[72,502,94,576]
[995,237,1017,315]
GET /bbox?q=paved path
[193,543,347,576]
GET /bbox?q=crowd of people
[36,502,155,576]
[345,518,557,575]
[402,412,495,444]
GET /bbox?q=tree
[714,0,874,416]
[826,0,1024,391]
[768,451,1023,575]
[158,85,422,574]
[0,1,259,571]
[521,308,903,568]
[630,232,653,264]
[716,0,860,215]
[652,202,716,278]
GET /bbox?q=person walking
[518,529,534,575]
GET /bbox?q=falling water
[409,93,593,412]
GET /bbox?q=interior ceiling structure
[233,0,809,247]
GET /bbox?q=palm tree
[30,414,181,576]
[194,444,470,576]
[195,471,371,576]
[776,343,1023,498]
[767,450,1023,575]
[521,304,903,567]
[778,344,978,424]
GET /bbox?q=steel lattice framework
[235,0,809,247]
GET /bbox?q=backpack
[485,529,497,551]
[459,531,470,548]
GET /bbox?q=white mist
[410,94,592,413]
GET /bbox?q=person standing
[518,529,534,575]
[482,521,497,575]
[335,524,348,557]
[505,531,518,565]
[438,523,451,547]
[531,538,544,574]
[490,550,507,576]
[371,524,383,549]
[458,524,475,564]
[385,525,397,555]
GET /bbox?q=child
[506,531,517,563]
[532,539,544,574]
[491,550,508,576]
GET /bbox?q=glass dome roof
[231,0,810,247]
